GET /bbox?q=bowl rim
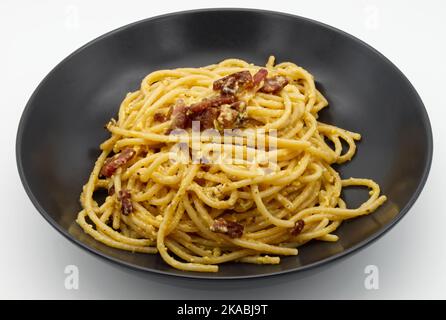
[15,7,434,280]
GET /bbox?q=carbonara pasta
[76,56,387,272]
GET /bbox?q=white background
[1,0,444,299]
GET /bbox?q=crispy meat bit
[191,106,220,130]
[168,99,188,131]
[217,104,240,129]
[260,76,289,93]
[154,112,168,122]
[230,100,245,113]
[188,95,236,114]
[168,95,238,132]
[252,68,268,87]
[220,101,247,129]
[118,189,133,216]
[195,178,206,186]
[213,71,253,95]
[201,163,211,171]
[216,101,246,129]
[100,148,136,177]
[210,218,244,238]
[138,146,149,157]
[188,95,234,130]
[291,219,305,236]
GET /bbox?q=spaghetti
[76,56,387,272]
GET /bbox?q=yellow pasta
[76,56,387,272]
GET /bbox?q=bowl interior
[17,9,432,279]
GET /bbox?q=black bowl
[16,9,433,279]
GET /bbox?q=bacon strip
[100,148,136,177]
[217,104,241,129]
[191,106,220,130]
[168,95,237,131]
[252,68,268,87]
[213,71,253,95]
[154,112,168,123]
[118,189,132,215]
[168,99,188,131]
[260,76,289,93]
[291,219,305,236]
[210,218,244,238]
[188,95,236,113]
